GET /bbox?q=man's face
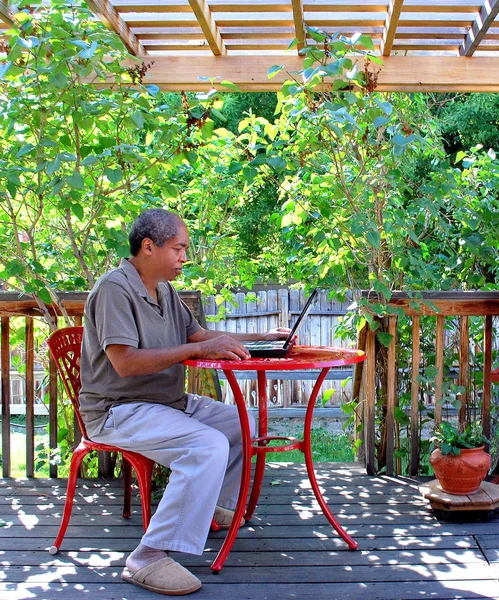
[151,223,189,281]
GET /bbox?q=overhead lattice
[81,0,499,57]
[2,1,499,90]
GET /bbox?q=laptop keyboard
[244,341,286,350]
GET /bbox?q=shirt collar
[119,258,159,306]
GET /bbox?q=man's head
[128,209,189,282]
[129,209,185,256]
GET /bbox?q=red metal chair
[46,326,155,554]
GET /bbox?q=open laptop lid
[282,287,319,349]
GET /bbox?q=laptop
[243,288,319,357]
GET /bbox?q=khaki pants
[92,395,255,555]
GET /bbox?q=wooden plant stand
[421,480,499,517]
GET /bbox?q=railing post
[458,315,469,429]
[483,315,492,442]
[25,317,35,477]
[1,317,11,477]
[49,318,58,478]
[434,315,445,427]
[410,316,420,477]
[365,327,376,475]
[386,317,397,476]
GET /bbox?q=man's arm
[106,327,291,378]
[105,333,251,378]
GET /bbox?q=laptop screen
[283,288,319,349]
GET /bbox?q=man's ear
[141,237,154,255]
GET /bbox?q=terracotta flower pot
[430,446,491,495]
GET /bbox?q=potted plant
[430,420,491,495]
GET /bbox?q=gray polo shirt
[79,258,202,437]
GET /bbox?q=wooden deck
[1,462,498,600]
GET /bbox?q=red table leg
[302,367,358,550]
[210,370,254,572]
[245,370,268,520]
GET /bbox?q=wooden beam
[291,0,306,52]
[85,0,147,56]
[381,0,404,56]
[459,0,499,56]
[0,1,14,26]
[187,0,226,55]
[115,55,499,92]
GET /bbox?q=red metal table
[184,345,366,572]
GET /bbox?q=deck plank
[0,462,498,600]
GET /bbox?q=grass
[265,426,354,462]
[0,416,50,477]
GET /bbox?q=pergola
[2,0,499,91]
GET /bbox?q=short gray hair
[129,209,184,256]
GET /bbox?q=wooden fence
[203,288,353,407]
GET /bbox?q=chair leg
[122,458,132,520]
[123,453,154,532]
[49,443,90,554]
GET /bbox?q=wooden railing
[358,291,499,477]
[0,290,497,479]
[0,291,204,479]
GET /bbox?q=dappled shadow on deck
[0,463,498,599]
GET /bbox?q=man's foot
[213,505,246,529]
[126,543,169,573]
[122,556,202,596]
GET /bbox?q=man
[79,208,289,596]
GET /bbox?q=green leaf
[15,144,35,158]
[71,203,84,220]
[46,157,61,176]
[268,64,284,79]
[81,155,98,166]
[267,156,287,170]
[49,72,70,88]
[306,26,326,42]
[228,161,242,175]
[6,259,25,277]
[377,331,393,348]
[366,229,380,249]
[210,108,226,122]
[373,280,392,301]
[37,287,53,305]
[164,183,178,198]
[145,84,160,96]
[78,41,98,59]
[66,172,85,190]
[357,35,375,50]
[374,98,393,115]
[104,167,123,184]
[131,111,144,129]
[220,80,241,91]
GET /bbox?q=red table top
[183,345,365,371]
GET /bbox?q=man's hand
[195,334,251,361]
[261,327,293,341]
